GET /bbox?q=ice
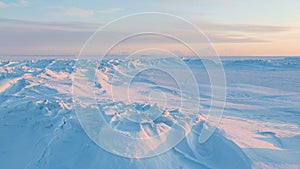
[0,57,299,168]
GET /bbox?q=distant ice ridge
[183,56,300,70]
[0,57,300,168]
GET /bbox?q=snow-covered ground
[0,57,299,169]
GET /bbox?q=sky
[0,0,300,56]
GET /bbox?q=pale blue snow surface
[0,57,299,169]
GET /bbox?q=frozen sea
[0,56,299,169]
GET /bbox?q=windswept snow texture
[0,57,300,169]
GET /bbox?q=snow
[0,57,299,168]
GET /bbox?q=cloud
[50,7,122,18]
[199,21,292,33]
[0,0,27,8]
[0,1,8,8]
[0,28,91,55]
[113,32,267,44]
[208,33,268,43]
[52,7,94,17]
[0,18,101,32]
[163,19,292,34]
[97,8,123,14]
[0,17,295,56]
